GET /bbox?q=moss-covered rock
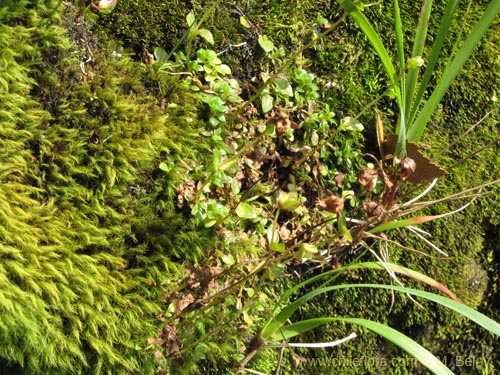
[94,0,193,56]
[3,0,497,374]
[0,1,210,373]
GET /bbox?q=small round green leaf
[153,48,168,63]
[275,78,293,96]
[258,35,274,53]
[196,29,214,45]
[299,243,319,254]
[240,15,251,29]
[221,253,236,266]
[261,94,274,113]
[339,117,364,132]
[216,64,232,75]
[186,11,196,27]
[158,162,170,172]
[235,202,257,219]
[277,191,302,211]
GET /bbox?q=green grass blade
[408,0,459,128]
[368,215,437,234]
[405,0,433,121]
[343,262,461,301]
[275,317,452,374]
[338,0,406,153]
[393,0,407,157]
[280,260,459,301]
[261,283,500,340]
[393,0,405,74]
[337,0,397,86]
[408,0,500,141]
[275,317,337,340]
[260,284,330,339]
[353,284,500,335]
[340,318,454,375]
[270,259,458,316]
[277,252,369,301]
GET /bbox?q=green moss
[94,0,192,55]
[0,1,214,373]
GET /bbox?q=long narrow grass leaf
[393,0,405,75]
[393,0,407,156]
[275,317,452,374]
[368,215,437,233]
[339,318,454,375]
[405,0,434,120]
[337,0,397,86]
[408,0,500,141]
[354,284,500,335]
[262,283,500,340]
[351,262,460,301]
[278,259,455,303]
[409,0,459,126]
[260,284,333,339]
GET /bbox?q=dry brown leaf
[267,110,299,134]
[148,337,165,346]
[357,168,378,194]
[316,190,344,215]
[163,325,180,354]
[334,173,346,189]
[363,201,383,219]
[176,292,196,313]
[383,134,446,183]
[154,350,165,360]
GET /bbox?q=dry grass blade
[407,226,448,257]
[264,332,357,348]
[363,241,424,309]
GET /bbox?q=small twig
[385,180,499,221]
[364,0,383,7]
[275,346,284,375]
[407,224,431,237]
[446,138,500,171]
[395,188,484,220]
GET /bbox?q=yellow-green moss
[0,1,213,373]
